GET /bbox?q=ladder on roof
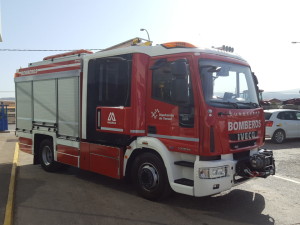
[102,37,152,51]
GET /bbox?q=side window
[277,112,284,120]
[290,112,297,120]
[94,54,132,107]
[152,63,173,103]
[278,111,296,120]
[151,59,193,106]
[264,112,272,120]
[285,112,296,120]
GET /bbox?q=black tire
[39,139,62,172]
[272,129,286,144]
[131,152,171,201]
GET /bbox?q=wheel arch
[124,137,176,184]
[33,133,54,164]
[124,147,163,181]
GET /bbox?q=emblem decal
[107,112,116,124]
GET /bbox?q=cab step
[174,161,194,168]
[174,178,194,187]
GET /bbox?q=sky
[1,0,300,98]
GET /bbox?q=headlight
[199,166,228,179]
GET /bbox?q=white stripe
[273,175,300,185]
[19,63,80,75]
[58,121,79,125]
[101,127,124,132]
[57,151,79,158]
[19,143,31,147]
[90,153,118,160]
[130,130,145,134]
[17,117,32,121]
[15,70,80,82]
[37,63,80,72]
[148,133,199,142]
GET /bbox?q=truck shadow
[162,190,274,225]
[15,164,274,225]
[72,168,274,225]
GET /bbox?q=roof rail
[43,49,93,60]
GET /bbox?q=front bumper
[193,149,275,197]
[194,158,235,197]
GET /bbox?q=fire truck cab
[15,39,275,200]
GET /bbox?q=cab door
[146,56,199,155]
[84,54,133,178]
[86,54,132,146]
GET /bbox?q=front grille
[229,131,258,141]
[233,150,250,160]
[230,140,257,150]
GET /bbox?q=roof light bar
[161,42,196,49]
[212,45,234,53]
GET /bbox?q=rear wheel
[272,129,286,144]
[132,152,171,201]
[39,139,62,172]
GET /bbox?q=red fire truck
[15,38,275,200]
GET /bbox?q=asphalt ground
[0,128,300,225]
[0,130,17,225]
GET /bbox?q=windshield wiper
[235,102,259,108]
[209,100,239,109]
[200,65,221,73]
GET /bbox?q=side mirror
[171,59,188,77]
[252,72,258,85]
[170,59,190,104]
[171,77,189,104]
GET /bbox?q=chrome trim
[130,130,145,134]
[57,151,79,158]
[147,133,199,142]
[100,127,124,132]
[90,153,119,160]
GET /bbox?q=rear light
[265,121,273,127]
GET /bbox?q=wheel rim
[275,131,284,143]
[42,146,53,166]
[138,163,159,191]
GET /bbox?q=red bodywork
[19,137,32,154]
[57,145,79,167]
[16,49,265,179]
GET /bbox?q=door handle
[97,109,101,129]
[148,126,157,134]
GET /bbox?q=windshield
[199,59,259,109]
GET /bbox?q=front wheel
[39,139,62,172]
[132,152,171,201]
[272,129,286,144]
